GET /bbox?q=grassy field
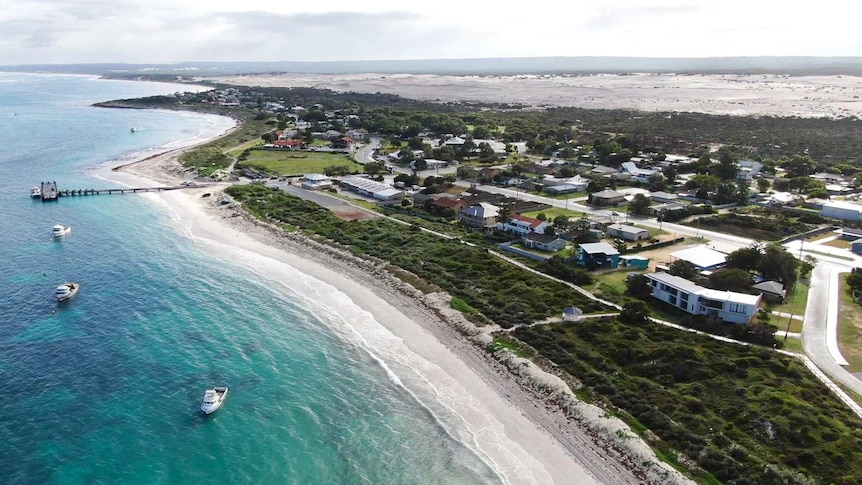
[226,138,264,158]
[823,238,851,249]
[241,150,361,175]
[772,280,809,320]
[838,275,862,372]
[520,207,584,220]
[591,269,639,303]
[780,335,804,354]
[516,319,862,485]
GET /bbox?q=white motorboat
[201,387,228,415]
[130,127,138,133]
[52,224,71,237]
[31,186,41,198]
[55,282,79,302]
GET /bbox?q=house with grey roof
[645,272,762,324]
[606,223,650,241]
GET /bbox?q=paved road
[353,137,382,164]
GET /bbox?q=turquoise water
[0,74,505,484]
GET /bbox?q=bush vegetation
[515,320,862,485]
[225,184,605,327]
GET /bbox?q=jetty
[37,181,204,202]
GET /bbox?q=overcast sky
[1,0,860,65]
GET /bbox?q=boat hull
[55,283,79,302]
[201,387,228,414]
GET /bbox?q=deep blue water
[0,74,504,484]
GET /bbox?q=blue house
[578,242,620,269]
[852,238,862,255]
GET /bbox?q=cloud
[582,4,705,32]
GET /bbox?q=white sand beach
[210,72,862,119]
[98,113,692,485]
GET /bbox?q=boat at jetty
[55,283,79,302]
[52,224,71,237]
[31,186,41,198]
[201,387,228,415]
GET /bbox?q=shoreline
[104,126,691,484]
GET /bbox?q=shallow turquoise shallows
[0,73,501,485]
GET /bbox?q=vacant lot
[241,149,361,175]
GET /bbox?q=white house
[645,272,762,324]
[620,161,660,183]
[821,201,862,221]
[496,214,549,235]
[669,245,728,271]
[606,223,650,241]
[301,173,332,190]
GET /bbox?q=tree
[586,179,607,193]
[628,194,651,216]
[364,161,387,176]
[663,164,677,183]
[620,301,650,325]
[756,178,770,193]
[713,150,739,181]
[708,269,754,292]
[726,246,763,272]
[626,274,653,300]
[758,244,800,289]
[668,260,699,280]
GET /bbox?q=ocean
[0,74,519,484]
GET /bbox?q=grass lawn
[838,275,862,372]
[542,191,589,201]
[774,280,809,319]
[823,238,851,249]
[242,150,361,175]
[803,248,854,261]
[592,270,640,301]
[226,138,264,157]
[520,207,584,220]
[780,335,804,354]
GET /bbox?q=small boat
[201,387,228,415]
[55,282,79,302]
[130,127,138,133]
[31,186,42,198]
[52,224,71,237]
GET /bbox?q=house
[301,174,332,190]
[764,191,803,207]
[270,139,304,150]
[577,242,620,269]
[496,214,549,236]
[852,239,862,255]
[589,190,626,207]
[443,136,466,147]
[523,233,567,252]
[619,255,650,269]
[332,136,357,149]
[620,161,660,183]
[645,272,762,324]
[340,176,405,201]
[590,165,619,178]
[459,203,500,230]
[346,130,366,140]
[430,197,468,215]
[606,223,650,241]
[649,191,679,204]
[752,280,786,301]
[669,245,727,272]
[650,202,687,217]
[821,201,862,221]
